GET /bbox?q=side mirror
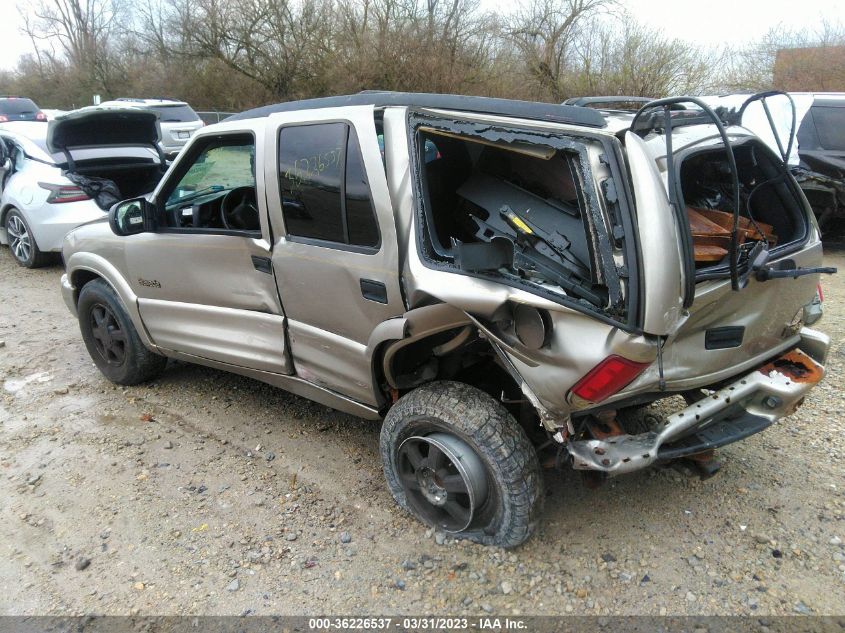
[109,197,150,236]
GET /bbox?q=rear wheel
[380,381,542,548]
[77,279,166,385]
[5,209,52,268]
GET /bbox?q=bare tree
[720,18,845,92]
[20,0,128,94]
[505,0,616,101]
[571,19,714,97]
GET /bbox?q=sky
[0,0,843,72]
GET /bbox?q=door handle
[360,279,388,304]
[251,256,272,274]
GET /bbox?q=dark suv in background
[0,97,47,122]
[794,94,845,232]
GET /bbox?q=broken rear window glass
[416,126,604,306]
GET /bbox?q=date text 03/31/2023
[307,617,528,630]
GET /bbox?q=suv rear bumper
[567,328,828,474]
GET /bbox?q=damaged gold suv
[61,91,834,547]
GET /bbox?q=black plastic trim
[251,255,273,274]
[705,326,745,350]
[360,278,388,303]
[657,412,772,460]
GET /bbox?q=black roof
[227,91,607,128]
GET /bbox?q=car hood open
[47,106,161,154]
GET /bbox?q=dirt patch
[0,248,843,615]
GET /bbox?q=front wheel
[380,381,542,548]
[77,279,167,385]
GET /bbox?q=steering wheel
[220,186,260,231]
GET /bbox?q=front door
[265,106,404,405]
[124,129,292,374]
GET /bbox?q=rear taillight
[571,355,651,404]
[38,182,90,203]
[0,115,7,122]
[35,111,47,121]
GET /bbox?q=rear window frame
[276,119,382,254]
[407,110,636,329]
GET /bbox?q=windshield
[150,104,199,123]
[166,143,254,207]
[0,98,39,115]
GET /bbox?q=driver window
[159,133,260,234]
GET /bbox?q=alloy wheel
[397,432,488,532]
[89,303,128,366]
[7,215,31,263]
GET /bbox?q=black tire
[5,209,53,268]
[77,279,167,385]
[380,381,542,548]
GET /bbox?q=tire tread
[380,381,542,548]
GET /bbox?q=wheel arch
[370,303,525,413]
[66,252,157,349]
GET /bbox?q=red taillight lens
[0,115,8,122]
[35,111,47,121]
[571,355,651,403]
[38,182,90,203]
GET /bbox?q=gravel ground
[0,246,843,617]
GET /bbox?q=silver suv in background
[99,98,203,158]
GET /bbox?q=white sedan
[0,114,164,268]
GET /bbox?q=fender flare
[66,251,157,349]
[368,303,474,389]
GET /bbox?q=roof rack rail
[228,91,607,128]
[115,97,182,103]
[563,96,655,109]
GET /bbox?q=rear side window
[278,122,379,248]
[150,104,200,123]
[0,98,38,114]
[810,106,845,151]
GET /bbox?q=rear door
[265,106,404,405]
[627,125,821,387]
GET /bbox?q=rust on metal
[587,412,625,440]
[686,449,716,463]
[758,349,823,384]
